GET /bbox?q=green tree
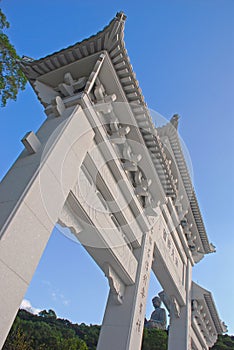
[4,308,234,350]
[39,309,57,319]
[0,6,27,107]
[141,328,168,350]
[212,334,234,350]
[60,337,88,350]
[3,320,33,350]
[3,310,89,350]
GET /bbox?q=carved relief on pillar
[103,263,125,304]
[159,291,181,319]
[162,227,180,269]
[171,296,181,318]
[58,199,83,237]
[154,215,187,303]
[72,166,114,230]
[115,245,136,277]
[132,227,155,339]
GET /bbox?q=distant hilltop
[2,309,234,350]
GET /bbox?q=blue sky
[1,0,234,335]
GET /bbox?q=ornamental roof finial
[116,11,127,22]
[170,114,180,130]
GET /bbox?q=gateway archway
[0,12,226,350]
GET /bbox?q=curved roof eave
[192,282,227,334]
[20,11,144,106]
[157,121,214,254]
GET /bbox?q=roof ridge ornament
[116,11,127,22]
[170,114,180,130]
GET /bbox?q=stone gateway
[0,12,226,350]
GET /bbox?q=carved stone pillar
[167,259,192,350]
[97,221,159,350]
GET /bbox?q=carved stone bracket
[57,72,88,97]
[175,196,185,220]
[94,95,117,115]
[58,201,83,237]
[122,143,142,171]
[92,80,130,144]
[103,263,126,305]
[144,195,159,218]
[93,76,117,115]
[36,54,111,117]
[38,70,89,117]
[171,296,181,318]
[109,125,130,144]
[159,291,181,319]
[43,95,67,117]
[51,96,66,117]
[134,171,152,197]
[90,77,157,216]
[180,216,197,253]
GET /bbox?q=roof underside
[157,123,212,254]
[192,282,225,334]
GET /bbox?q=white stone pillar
[0,106,94,349]
[167,258,192,350]
[97,222,158,350]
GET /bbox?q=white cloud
[50,291,70,306]
[51,292,57,300]
[42,280,70,307]
[20,299,41,315]
[62,298,70,306]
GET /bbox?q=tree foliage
[39,309,57,319]
[2,308,234,350]
[3,310,88,350]
[3,321,33,350]
[141,328,168,350]
[212,334,234,350]
[0,7,27,107]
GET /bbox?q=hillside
[2,309,233,349]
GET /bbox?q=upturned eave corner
[19,11,127,81]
